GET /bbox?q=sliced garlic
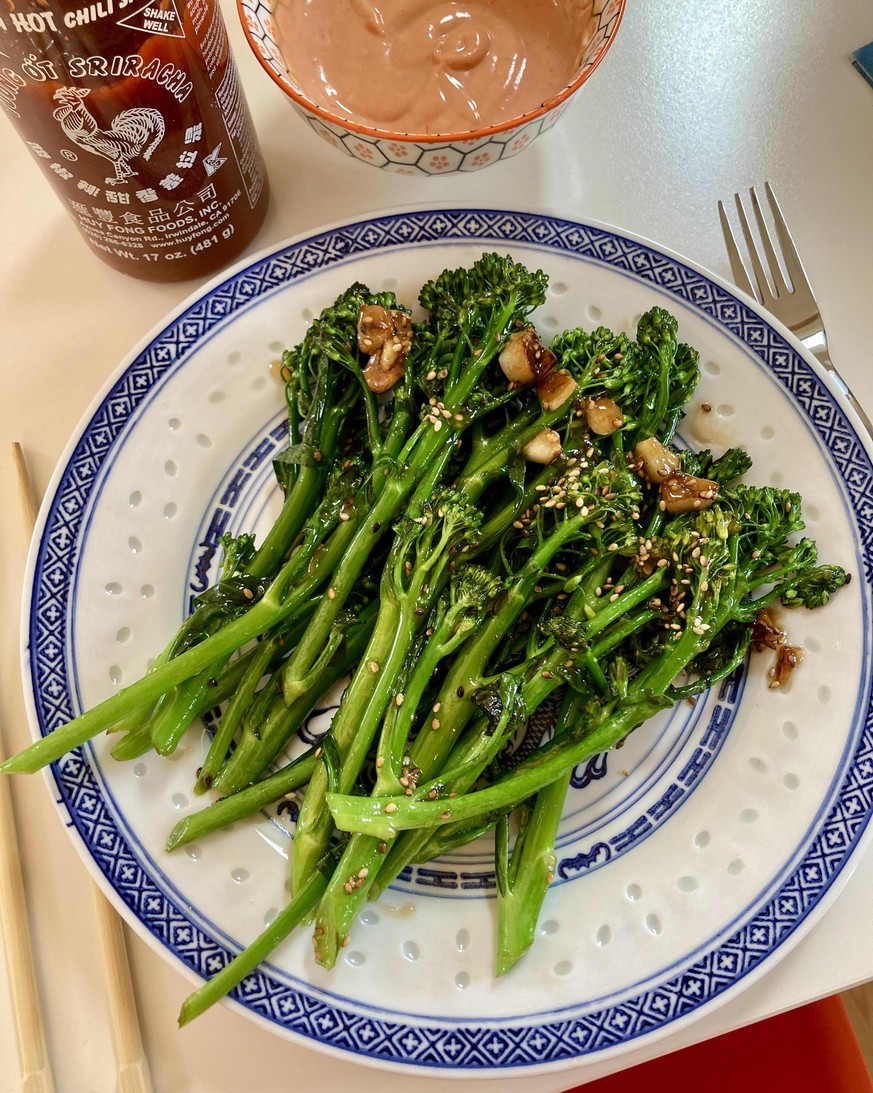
[659,471,719,513]
[634,436,682,482]
[537,369,576,411]
[522,427,562,464]
[584,396,624,436]
[357,305,413,392]
[498,328,556,387]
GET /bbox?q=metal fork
[718,182,873,437]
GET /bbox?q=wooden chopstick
[13,441,40,539]
[2,442,55,1092]
[12,442,153,1093]
[0,731,55,1093]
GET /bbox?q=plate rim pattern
[24,207,873,1073]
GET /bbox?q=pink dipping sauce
[274,0,595,134]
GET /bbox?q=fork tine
[734,191,775,305]
[718,199,756,299]
[763,181,808,294]
[750,185,791,298]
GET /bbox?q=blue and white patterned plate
[22,209,873,1075]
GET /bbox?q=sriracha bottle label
[0,0,269,281]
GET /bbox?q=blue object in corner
[852,41,873,88]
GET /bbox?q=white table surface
[2,1,873,1090]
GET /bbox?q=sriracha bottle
[0,0,269,281]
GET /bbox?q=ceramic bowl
[237,0,626,176]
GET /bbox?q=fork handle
[808,343,873,440]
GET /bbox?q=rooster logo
[52,87,166,185]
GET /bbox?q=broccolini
[0,253,849,1021]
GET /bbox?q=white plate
[23,208,873,1075]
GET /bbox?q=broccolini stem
[177,850,334,1026]
[407,507,606,782]
[165,748,319,852]
[292,484,484,891]
[194,633,285,794]
[326,695,669,841]
[289,587,435,895]
[107,721,153,762]
[452,393,580,507]
[311,831,387,968]
[110,629,295,763]
[314,680,521,967]
[311,576,496,965]
[279,445,450,707]
[366,575,665,900]
[1,514,359,775]
[247,459,327,580]
[212,603,378,795]
[150,658,229,757]
[249,327,367,579]
[494,766,572,975]
[373,597,478,797]
[494,684,592,975]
